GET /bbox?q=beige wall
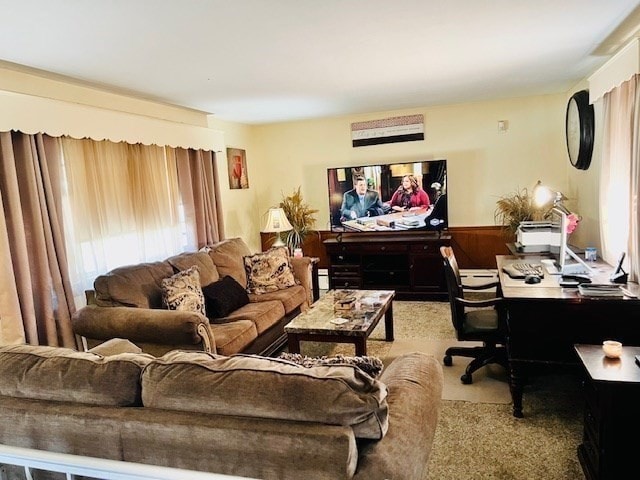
[2,65,601,255]
[566,80,602,251]
[207,117,263,252]
[252,95,569,233]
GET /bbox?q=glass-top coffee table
[284,289,395,356]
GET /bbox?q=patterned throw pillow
[161,265,205,315]
[278,352,384,378]
[244,246,297,294]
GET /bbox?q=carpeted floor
[296,299,585,480]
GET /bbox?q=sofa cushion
[161,266,205,316]
[248,284,307,314]
[218,299,285,334]
[0,345,153,406]
[204,237,251,288]
[94,261,175,309]
[208,320,258,356]
[244,246,297,294]
[166,251,220,287]
[141,351,389,439]
[202,275,250,319]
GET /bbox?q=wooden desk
[496,255,640,417]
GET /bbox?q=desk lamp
[532,181,566,212]
[532,181,579,231]
[262,208,293,248]
[533,181,592,274]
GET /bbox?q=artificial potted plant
[279,187,318,254]
[494,187,547,236]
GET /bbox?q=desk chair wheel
[460,373,473,384]
[443,354,453,367]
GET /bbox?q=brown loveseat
[0,344,443,480]
[72,238,317,357]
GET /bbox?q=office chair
[440,246,508,384]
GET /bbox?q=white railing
[0,444,253,480]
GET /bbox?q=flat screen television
[327,159,447,232]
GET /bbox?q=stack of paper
[399,218,420,227]
[578,284,624,297]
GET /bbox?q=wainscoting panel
[260,226,512,270]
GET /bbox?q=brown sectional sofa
[72,237,317,357]
[0,344,444,480]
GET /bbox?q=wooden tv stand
[323,233,450,300]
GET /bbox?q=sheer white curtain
[61,138,194,304]
[600,74,640,281]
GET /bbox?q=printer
[515,221,561,253]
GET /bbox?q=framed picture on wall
[227,148,249,189]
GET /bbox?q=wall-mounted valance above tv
[327,159,447,233]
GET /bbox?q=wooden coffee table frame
[285,289,395,356]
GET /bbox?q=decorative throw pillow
[278,352,384,378]
[244,246,297,294]
[202,275,250,319]
[161,265,205,316]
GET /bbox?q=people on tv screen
[389,174,431,212]
[340,176,385,220]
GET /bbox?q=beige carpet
[296,298,584,479]
[386,338,511,403]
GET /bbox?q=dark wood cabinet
[324,233,450,299]
[575,344,640,480]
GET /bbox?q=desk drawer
[359,244,408,254]
[331,276,362,289]
[363,270,410,287]
[580,428,600,476]
[326,244,360,255]
[332,265,360,275]
[409,243,444,254]
[583,381,601,423]
[330,253,360,264]
[583,405,600,448]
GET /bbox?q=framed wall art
[227,148,249,189]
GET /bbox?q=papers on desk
[578,284,624,297]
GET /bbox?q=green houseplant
[494,187,547,236]
[279,187,319,253]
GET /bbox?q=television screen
[327,160,447,232]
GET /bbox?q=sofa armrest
[72,305,215,353]
[290,256,320,306]
[353,352,444,480]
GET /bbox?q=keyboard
[502,262,544,279]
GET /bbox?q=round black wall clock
[565,89,594,170]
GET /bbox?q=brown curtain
[0,131,77,348]
[173,147,225,247]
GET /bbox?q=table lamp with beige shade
[261,207,293,249]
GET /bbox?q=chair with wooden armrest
[440,246,508,384]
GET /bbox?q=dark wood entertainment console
[323,233,451,299]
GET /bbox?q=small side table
[574,344,640,480]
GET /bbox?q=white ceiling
[1,0,640,125]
